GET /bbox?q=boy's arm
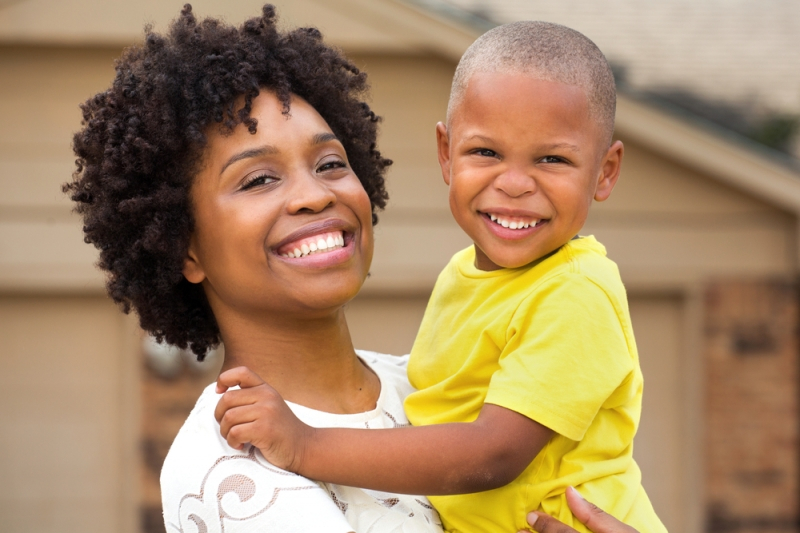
[215,366,553,495]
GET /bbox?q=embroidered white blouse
[161,351,443,533]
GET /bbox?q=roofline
[616,93,800,214]
[319,0,483,60]
[0,0,484,60]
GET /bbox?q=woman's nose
[493,167,536,198]
[286,171,337,214]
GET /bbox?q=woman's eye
[240,174,277,191]
[318,160,347,173]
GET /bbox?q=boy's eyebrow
[541,142,580,152]
[462,136,580,153]
[219,133,338,175]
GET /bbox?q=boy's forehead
[448,71,607,150]
[454,71,589,120]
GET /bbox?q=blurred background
[1,0,798,532]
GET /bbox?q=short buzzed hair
[448,21,616,145]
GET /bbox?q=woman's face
[183,91,374,320]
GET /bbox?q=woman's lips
[277,230,346,258]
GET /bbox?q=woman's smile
[183,90,374,318]
[274,219,357,267]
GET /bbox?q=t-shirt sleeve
[484,272,636,441]
[161,395,354,533]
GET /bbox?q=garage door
[630,294,687,533]
[0,295,137,533]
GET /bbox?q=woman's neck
[216,308,380,415]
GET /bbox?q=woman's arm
[522,487,641,533]
[215,366,553,495]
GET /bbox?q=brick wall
[705,281,799,533]
[139,362,218,533]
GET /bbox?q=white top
[161,351,443,533]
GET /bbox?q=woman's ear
[182,236,206,284]
[594,140,624,202]
[435,122,452,186]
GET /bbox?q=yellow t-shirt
[405,237,666,533]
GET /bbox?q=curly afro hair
[65,4,392,359]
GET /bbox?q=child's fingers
[216,366,266,393]
[218,405,258,441]
[224,420,257,451]
[214,386,272,422]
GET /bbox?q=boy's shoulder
[516,236,623,291]
[507,236,628,318]
[559,236,621,280]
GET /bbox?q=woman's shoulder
[356,350,415,398]
[356,350,409,377]
[160,384,354,533]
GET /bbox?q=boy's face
[437,71,623,270]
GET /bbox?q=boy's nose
[493,168,536,198]
[286,172,337,214]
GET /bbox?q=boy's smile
[437,72,623,271]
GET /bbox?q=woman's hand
[214,366,315,472]
[520,487,640,533]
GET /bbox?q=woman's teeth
[489,214,540,230]
[279,231,345,258]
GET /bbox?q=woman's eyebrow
[312,132,338,145]
[220,146,278,174]
[219,133,338,174]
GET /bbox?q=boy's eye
[473,148,498,158]
[240,174,277,191]
[540,155,566,164]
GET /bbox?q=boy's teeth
[488,214,539,230]
[279,231,346,258]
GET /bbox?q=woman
[66,4,640,532]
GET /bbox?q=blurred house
[0,1,797,533]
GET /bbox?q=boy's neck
[473,238,577,271]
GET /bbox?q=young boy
[215,21,666,533]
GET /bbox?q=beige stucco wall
[0,45,121,293]
[588,136,797,288]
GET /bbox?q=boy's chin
[475,246,535,271]
[476,242,564,271]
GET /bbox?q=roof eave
[616,93,800,215]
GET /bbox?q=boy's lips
[486,213,544,230]
[480,211,547,239]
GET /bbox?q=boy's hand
[214,366,314,472]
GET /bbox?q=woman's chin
[300,275,366,311]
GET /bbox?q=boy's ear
[594,140,624,202]
[435,122,452,186]
[182,236,206,284]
